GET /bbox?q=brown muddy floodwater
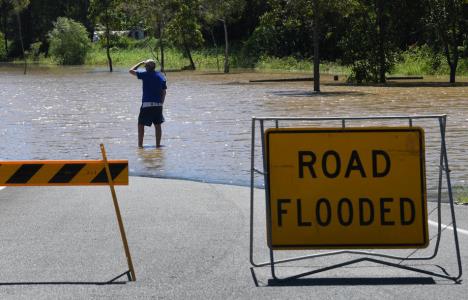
[0,65,467,192]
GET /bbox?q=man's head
[144,59,156,72]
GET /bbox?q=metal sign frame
[249,115,463,283]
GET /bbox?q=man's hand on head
[129,61,145,76]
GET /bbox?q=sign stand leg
[439,117,463,281]
[100,143,136,282]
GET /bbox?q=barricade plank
[0,160,128,186]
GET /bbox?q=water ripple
[1,66,467,189]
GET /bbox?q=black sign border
[266,127,427,249]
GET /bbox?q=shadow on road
[266,276,436,286]
[0,271,132,286]
[0,281,126,286]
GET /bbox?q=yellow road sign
[266,127,428,249]
[0,160,128,186]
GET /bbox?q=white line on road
[429,220,468,236]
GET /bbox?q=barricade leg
[100,144,136,282]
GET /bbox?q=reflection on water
[0,65,467,189]
[136,147,166,171]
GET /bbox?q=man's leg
[155,124,162,147]
[138,124,145,147]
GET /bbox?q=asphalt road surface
[0,177,467,299]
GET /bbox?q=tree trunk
[449,64,456,83]
[313,0,320,92]
[15,12,26,74]
[183,41,195,70]
[160,40,165,72]
[448,13,459,84]
[105,30,113,72]
[105,10,113,72]
[222,19,229,74]
[3,33,6,56]
[377,0,386,83]
[442,35,458,84]
[158,21,165,72]
[448,45,458,84]
[211,28,220,72]
[432,0,461,83]
[1,9,8,55]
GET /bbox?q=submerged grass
[454,186,468,205]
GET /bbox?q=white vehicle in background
[92,28,145,42]
[92,31,100,42]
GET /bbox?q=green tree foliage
[339,0,403,83]
[128,0,174,72]
[426,0,467,83]
[245,1,348,59]
[0,0,90,59]
[27,0,90,53]
[0,0,13,57]
[0,1,29,60]
[245,0,313,59]
[201,0,245,73]
[0,0,466,82]
[89,0,124,72]
[245,0,349,91]
[340,1,381,83]
[166,0,204,70]
[11,0,29,73]
[48,17,91,65]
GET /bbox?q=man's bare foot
[138,145,143,148]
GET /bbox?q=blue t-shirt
[136,70,167,103]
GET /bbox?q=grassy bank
[8,43,468,77]
[392,46,468,76]
[84,46,350,74]
[81,44,468,77]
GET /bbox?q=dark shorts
[138,106,164,127]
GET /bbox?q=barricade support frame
[0,144,135,283]
[249,115,462,283]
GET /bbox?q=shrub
[28,41,42,61]
[96,34,135,50]
[131,37,156,49]
[48,17,91,65]
[347,60,379,84]
[392,45,448,76]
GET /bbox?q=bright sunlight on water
[1,65,467,191]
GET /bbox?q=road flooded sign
[265,127,428,249]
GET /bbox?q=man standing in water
[129,59,167,148]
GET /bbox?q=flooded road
[0,65,467,190]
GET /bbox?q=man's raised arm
[129,61,145,76]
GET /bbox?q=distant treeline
[1,0,467,83]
